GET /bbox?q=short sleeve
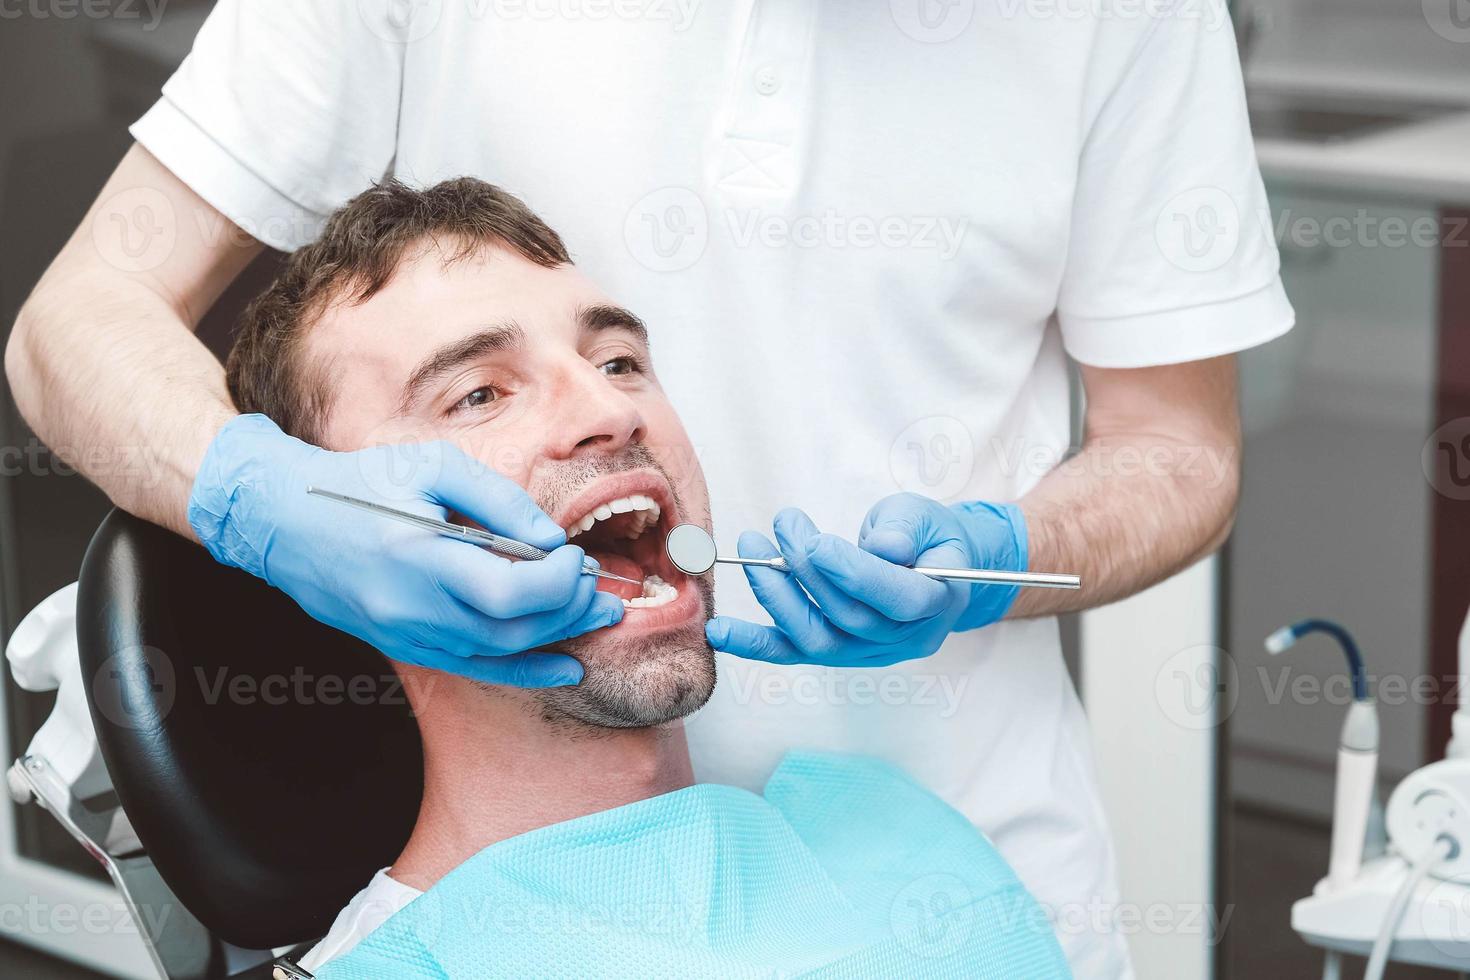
[130,0,408,251]
[1057,2,1295,368]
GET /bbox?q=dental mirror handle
[716,554,1081,590]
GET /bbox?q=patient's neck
[389,669,694,889]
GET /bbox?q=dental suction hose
[1363,835,1457,980]
[1265,619,1367,700]
[1266,619,1378,889]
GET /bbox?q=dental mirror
[664,521,1082,590]
[666,523,719,575]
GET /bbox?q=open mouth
[557,472,691,612]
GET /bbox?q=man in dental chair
[227,177,1068,978]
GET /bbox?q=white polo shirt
[134,3,1291,975]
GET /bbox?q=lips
[552,471,697,625]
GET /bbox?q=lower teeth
[622,575,678,609]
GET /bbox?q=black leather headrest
[76,510,423,950]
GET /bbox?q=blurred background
[0,1,1467,977]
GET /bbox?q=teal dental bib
[314,752,1070,979]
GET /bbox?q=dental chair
[6,510,424,979]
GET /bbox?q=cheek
[447,422,556,486]
[643,410,708,515]
[331,413,435,454]
[448,431,534,484]
[453,382,586,482]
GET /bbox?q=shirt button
[754,65,781,96]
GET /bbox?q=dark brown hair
[226,177,571,444]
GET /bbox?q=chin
[537,619,716,730]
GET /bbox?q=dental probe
[664,524,1081,589]
[306,487,645,587]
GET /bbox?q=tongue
[585,551,645,600]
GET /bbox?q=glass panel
[1223,189,1442,974]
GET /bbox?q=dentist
[6,3,1290,976]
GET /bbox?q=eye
[600,356,641,377]
[452,386,498,412]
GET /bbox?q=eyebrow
[394,305,650,414]
[397,320,525,413]
[578,304,649,346]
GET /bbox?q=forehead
[306,239,612,392]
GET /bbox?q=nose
[542,358,645,460]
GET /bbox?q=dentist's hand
[188,414,622,686]
[705,495,1026,667]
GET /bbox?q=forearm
[6,144,264,538]
[8,274,236,538]
[1008,435,1237,616]
[1006,355,1242,618]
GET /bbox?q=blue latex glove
[189,414,622,686]
[705,494,1026,667]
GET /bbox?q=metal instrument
[664,523,1080,589]
[306,487,643,587]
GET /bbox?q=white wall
[1083,559,1221,980]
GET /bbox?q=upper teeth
[565,494,662,539]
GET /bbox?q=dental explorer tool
[306,487,645,587]
[664,523,1081,590]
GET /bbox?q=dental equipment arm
[1293,605,1470,973]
